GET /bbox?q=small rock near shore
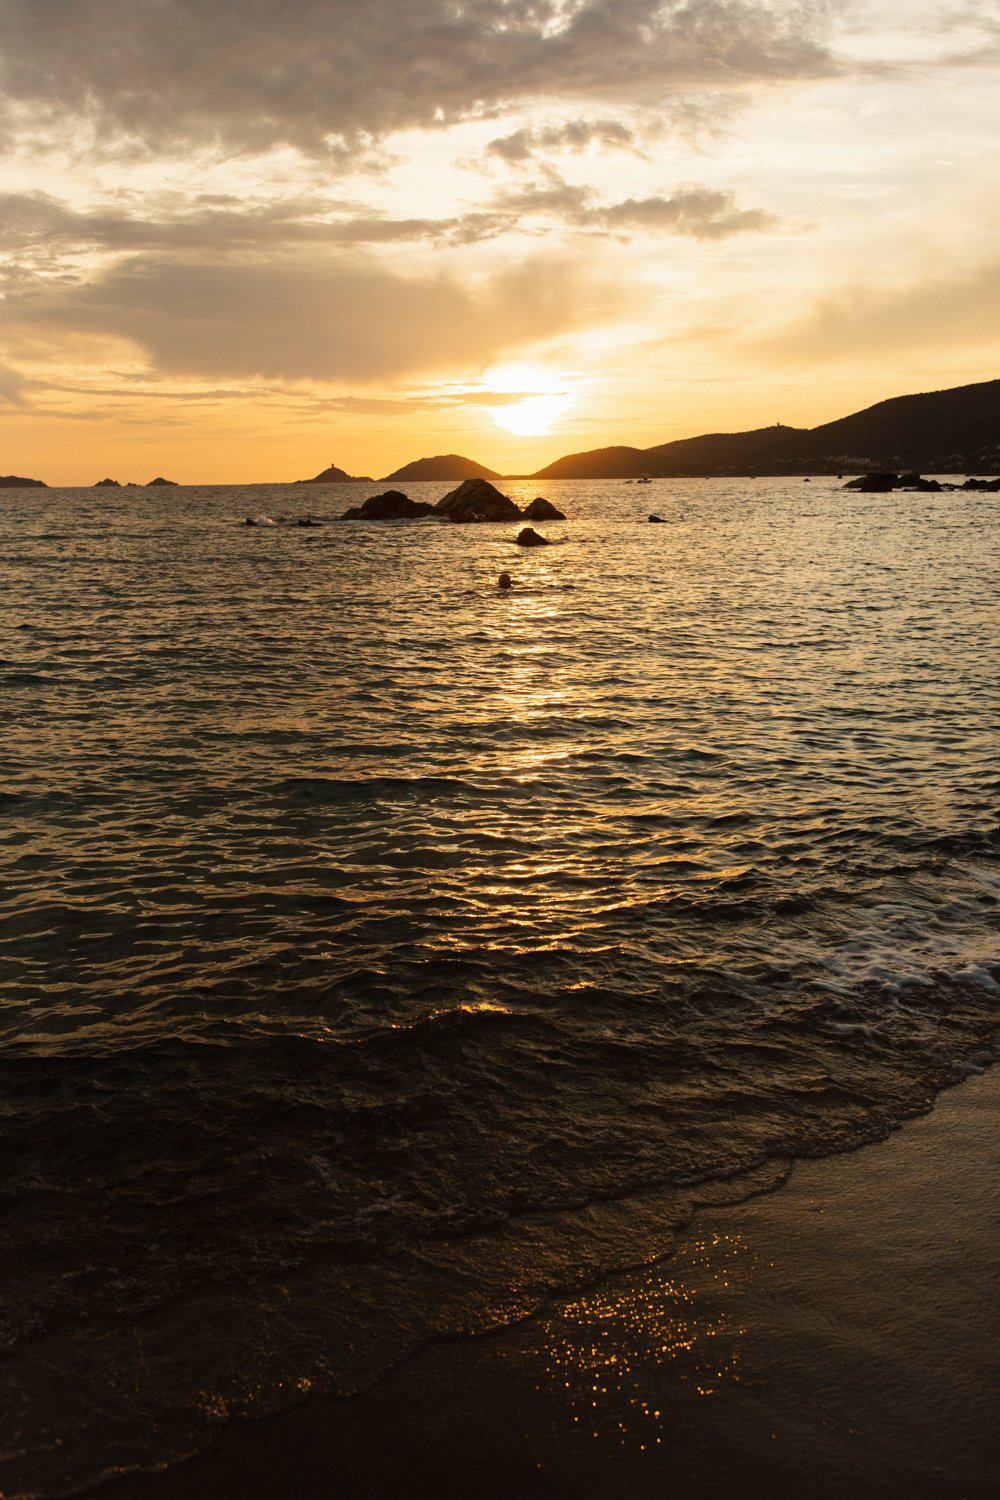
[522,497,566,521]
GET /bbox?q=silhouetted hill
[533,379,1000,478]
[0,474,47,487]
[383,454,500,482]
[532,445,648,479]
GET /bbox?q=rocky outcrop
[340,490,436,520]
[648,514,665,522]
[94,478,121,487]
[899,473,942,491]
[332,475,572,524]
[844,472,897,491]
[515,526,549,547]
[146,477,179,486]
[0,474,47,487]
[844,472,943,492]
[435,477,521,522]
[521,496,566,520]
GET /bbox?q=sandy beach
[97,1064,1000,1500]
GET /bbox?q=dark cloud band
[0,0,837,155]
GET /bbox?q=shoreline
[97,1064,1000,1500]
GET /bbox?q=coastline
[97,1065,1000,1500]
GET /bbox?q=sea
[1,476,997,1496]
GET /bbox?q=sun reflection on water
[530,1233,750,1450]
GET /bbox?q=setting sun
[484,363,575,437]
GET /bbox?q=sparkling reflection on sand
[532,1232,751,1449]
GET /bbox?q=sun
[483,363,575,437]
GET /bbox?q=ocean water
[1,477,997,1495]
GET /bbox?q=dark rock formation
[522,496,566,520]
[146,477,179,486]
[94,478,121,487]
[898,472,942,491]
[515,526,549,547]
[435,477,521,523]
[340,490,436,521]
[648,514,665,522]
[498,571,513,590]
[384,454,501,482]
[844,472,942,492]
[962,476,1000,490]
[844,472,898,492]
[297,461,372,484]
[0,474,47,487]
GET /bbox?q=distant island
[532,377,1000,478]
[297,454,496,484]
[296,461,373,484]
[0,474,47,488]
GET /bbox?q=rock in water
[522,497,566,520]
[515,527,549,547]
[498,571,513,590]
[843,472,898,492]
[648,514,665,522]
[434,477,521,522]
[340,490,436,520]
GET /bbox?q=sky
[1,0,999,484]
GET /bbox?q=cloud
[595,188,778,237]
[0,0,838,157]
[0,178,779,285]
[0,362,28,405]
[492,176,778,237]
[492,178,595,217]
[486,117,645,162]
[4,252,626,382]
[926,2,1000,63]
[0,191,509,256]
[754,258,1000,361]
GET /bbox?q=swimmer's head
[498,571,512,590]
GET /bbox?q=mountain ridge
[531,377,1000,478]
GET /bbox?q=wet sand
[100,1066,1000,1500]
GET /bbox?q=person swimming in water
[498,571,512,590]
